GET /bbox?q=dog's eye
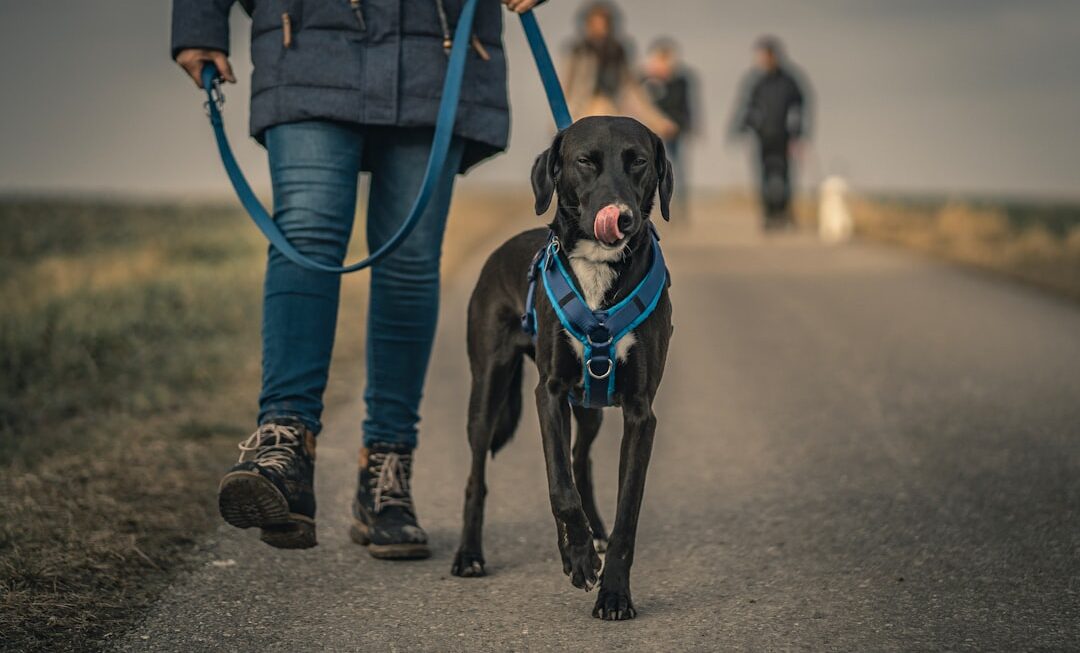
[632,157,648,167]
[576,157,593,167]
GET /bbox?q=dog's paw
[556,521,573,575]
[593,535,609,554]
[565,541,601,591]
[592,586,637,620]
[450,549,486,578]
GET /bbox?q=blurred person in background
[562,2,677,141]
[641,37,697,217]
[730,35,811,230]
[171,0,541,560]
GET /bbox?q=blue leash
[201,3,571,274]
[519,10,573,131]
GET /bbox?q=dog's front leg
[593,398,657,620]
[535,379,601,590]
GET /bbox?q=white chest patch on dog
[564,240,637,362]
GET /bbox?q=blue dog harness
[522,227,668,408]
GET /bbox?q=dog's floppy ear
[531,132,563,215]
[652,132,675,221]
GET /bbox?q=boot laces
[369,452,414,513]
[237,423,302,473]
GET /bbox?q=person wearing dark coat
[641,37,697,215]
[172,0,541,559]
[731,35,810,229]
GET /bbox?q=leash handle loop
[201,3,569,274]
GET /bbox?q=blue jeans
[258,121,464,449]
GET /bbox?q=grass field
[0,201,267,649]
[2,189,1077,650]
[0,191,520,651]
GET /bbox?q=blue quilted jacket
[171,0,514,171]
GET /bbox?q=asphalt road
[119,214,1080,652]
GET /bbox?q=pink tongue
[594,205,624,245]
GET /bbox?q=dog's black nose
[617,212,634,233]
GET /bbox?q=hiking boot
[218,418,317,549]
[349,443,429,559]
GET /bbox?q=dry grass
[849,197,1080,300]
[0,201,265,650]
[0,191,515,651]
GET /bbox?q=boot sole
[349,519,430,560]
[218,470,316,549]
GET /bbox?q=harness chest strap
[523,228,667,408]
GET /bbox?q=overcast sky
[1,1,1078,199]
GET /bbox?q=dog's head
[531,116,674,250]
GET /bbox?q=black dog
[451,116,674,620]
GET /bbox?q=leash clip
[203,76,225,117]
[544,237,560,269]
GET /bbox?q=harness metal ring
[588,332,613,347]
[587,358,613,380]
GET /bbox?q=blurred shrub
[849,196,1080,300]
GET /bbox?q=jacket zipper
[434,0,490,60]
[282,12,293,48]
[350,0,367,31]
[471,35,490,61]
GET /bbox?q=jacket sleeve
[171,0,236,59]
[671,75,694,134]
[728,73,758,138]
[787,73,811,139]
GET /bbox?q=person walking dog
[172,0,542,559]
[560,2,675,140]
[729,35,811,230]
[640,37,697,215]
